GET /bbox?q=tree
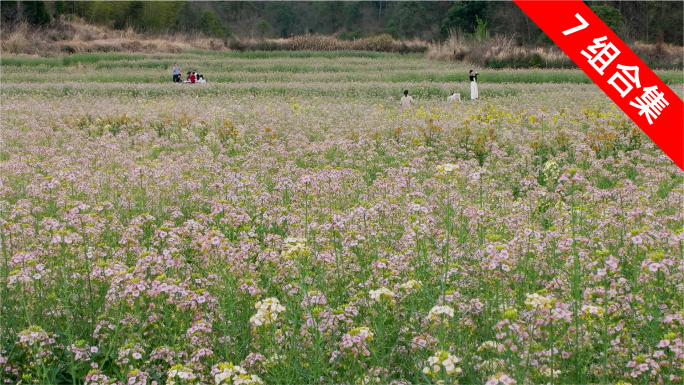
[439,1,489,38]
[474,15,487,41]
[200,11,226,37]
[345,2,362,30]
[590,5,623,36]
[200,10,225,37]
[256,19,273,39]
[139,2,181,32]
[22,1,51,25]
[312,2,345,34]
[176,2,203,33]
[264,2,296,38]
[385,19,398,39]
[53,1,65,18]
[386,1,427,39]
[1,1,20,25]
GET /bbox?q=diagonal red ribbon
[514,0,684,170]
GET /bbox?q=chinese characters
[565,13,668,125]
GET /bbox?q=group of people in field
[400,69,479,109]
[172,63,206,84]
[169,63,479,101]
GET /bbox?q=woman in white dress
[469,70,479,100]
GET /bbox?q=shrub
[529,52,545,68]
[256,20,273,40]
[338,28,365,41]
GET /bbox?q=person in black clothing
[469,70,479,100]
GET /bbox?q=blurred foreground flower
[250,297,286,327]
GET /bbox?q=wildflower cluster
[2,57,683,385]
[400,279,422,290]
[167,364,197,385]
[282,237,309,258]
[427,305,455,322]
[368,287,395,303]
[339,327,374,357]
[213,362,264,385]
[524,293,554,310]
[250,298,286,327]
[423,350,463,377]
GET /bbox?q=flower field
[1,52,683,385]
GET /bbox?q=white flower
[581,305,604,316]
[540,368,561,378]
[215,363,262,385]
[428,305,455,320]
[282,237,309,257]
[400,279,422,290]
[205,132,219,145]
[525,293,554,310]
[423,350,462,377]
[436,163,459,173]
[250,297,286,327]
[369,287,395,302]
[478,341,501,351]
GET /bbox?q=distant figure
[469,70,479,100]
[447,92,460,102]
[197,75,206,84]
[172,63,181,82]
[399,89,414,110]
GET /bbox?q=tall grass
[428,31,684,70]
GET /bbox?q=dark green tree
[345,2,362,30]
[312,2,345,33]
[22,1,51,25]
[387,1,427,39]
[256,19,273,39]
[1,1,20,24]
[590,5,623,35]
[199,10,225,37]
[439,1,488,38]
[176,1,203,32]
[264,2,297,38]
[385,19,398,39]
[53,0,65,18]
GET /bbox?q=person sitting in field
[447,92,460,102]
[196,75,206,84]
[399,89,414,110]
[184,71,196,84]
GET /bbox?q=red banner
[514,0,684,170]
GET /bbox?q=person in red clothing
[184,71,196,84]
